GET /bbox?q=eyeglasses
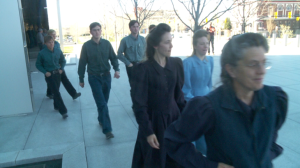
[244,61,272,70]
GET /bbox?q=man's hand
[147,134,160,149]
[217,163,234,168]
[79,83,84,88]
[45,72,51,77]
[59,69,63,74]
[128,63,133,67]
[114,71,120,79]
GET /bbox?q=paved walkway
[1,55,300,167]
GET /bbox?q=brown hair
[44,35,54,43]
[129,20,139,28]
[192,29,208,56]
[89,22,101,31]
[146,23,171,60]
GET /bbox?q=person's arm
[208,57,214,91]
[59,50,66,70]
[174,58,186,112]
[182,59,194,101]
[164,97,218,168]
[78,44,88,83]
[35,52,47,74]
[108,42,120,72]
[117,38,131,66]
[270,87,288,159]
[131,64,153,138]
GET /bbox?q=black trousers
[125,62,139,87]
[46,71,76,97]
[38,43,43,51]
[208,36,214,53]
[45,72,67,115]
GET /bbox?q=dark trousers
[125,62,139,87]
[88,73,112,134]
[126,62,138,108]
[45,72,67,115]
[46,71,77,97]
[208,36,214,53]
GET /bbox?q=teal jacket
[36,47,66,74]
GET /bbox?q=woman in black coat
[131,23,186,168]
[164,33,288,168]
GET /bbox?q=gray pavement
[1,55,300,167]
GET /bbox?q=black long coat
[131,57,186,168]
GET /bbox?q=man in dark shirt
[44,29,81,100]
[208,23,215,55]
[37,28,44,51]
[78,22,120,139]
[36,36,68,119]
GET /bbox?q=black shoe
[73,92,81,100]
[47,94,53,99]
[62,113,68,119]
[106,132,114,139]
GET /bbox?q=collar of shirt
[193,55,208,64]
[151,57,173,75]
[129,34,139,41]
[90,38,102,45]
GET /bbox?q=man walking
[45,29,81,100]
[36,36,68,119]
[78,22,120,139]
[208,23,215,55]
[117,20,146,87]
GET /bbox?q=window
[286,5,292,11]
[277,5,283,11]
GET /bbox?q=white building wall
[0,0,33,116]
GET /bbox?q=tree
[118,0,160,27]
[231,0,271,33]
[280,25,293,38]
[266,18,275,38]
[224,18,232,30]
[170,0,238,32]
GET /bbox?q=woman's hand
[217,163,234,168]
[147,134,160,149]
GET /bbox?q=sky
[46,0,232,29]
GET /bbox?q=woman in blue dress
[182,29,213,154]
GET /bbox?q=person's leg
[46,73,67,115]
[88,74,112,134]
[60,71,78,98]
[195,136,207,155]
[125,66,134,87]
[208,40,211,54]
[211,36,214,54]
[45,76,53,98]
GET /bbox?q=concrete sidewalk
[1,55,300,167]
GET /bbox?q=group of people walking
[35,20,288,168]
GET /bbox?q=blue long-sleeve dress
[182,55,214,101]
[182,55,214,154]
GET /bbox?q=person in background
[165,33,288,168]
[117,20,146,110]
[131,23,185,168]
[145,24,156,41]
[208,23,215,55]
[182,29,213,155]
[37,28,44,50]
[36,36,68,119]
[43,29,48,37]
[44,29,81,100]
[78,22,120,139]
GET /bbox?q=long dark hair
[146,23,171,60]
[220,33,269,85]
